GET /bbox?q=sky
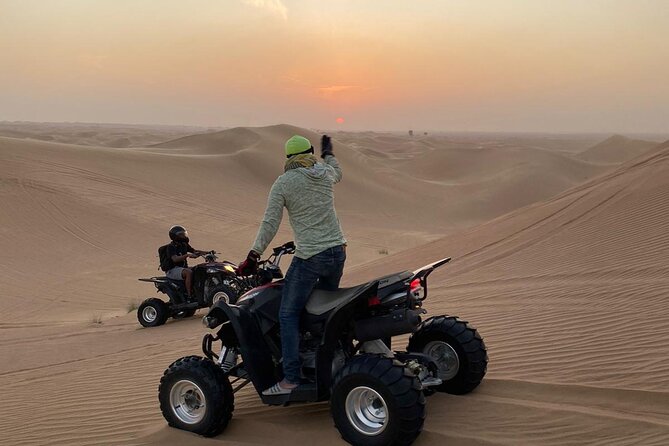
[1,0,668,132]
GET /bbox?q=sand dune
[0,125,631,324]
[334,131,662,225]
[577,134,657,164]
[1,124,667,445]
[0,121,213,148]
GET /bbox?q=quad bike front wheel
[331,355,425,446]
[159,355,234,437]
[207,284,238,306]
[137,298,169,327]
[408,315,487,395]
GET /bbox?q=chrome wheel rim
[142,306,157,323]
[345,386,388,436]
[424,341,460,381]
[170,380,206,425]
[212,291,230,306]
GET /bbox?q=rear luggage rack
[138,277,169,284]
[409,257,451,301]
[411,257,451,279]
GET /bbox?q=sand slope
[1,126,667,445]
[136,139,669,445]
[346,140,669,443]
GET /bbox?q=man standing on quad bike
[238,134,347,395]
[163,225,207,298]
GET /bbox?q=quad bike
[158,241,488,445]
[137,251,260,327]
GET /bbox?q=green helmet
[285,135,313,157]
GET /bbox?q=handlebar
[265,241,295,267]
[236,241,295,276]
[199,250,218,263]
[232,242,295,281]
[229,242,294,291]
[272,241,295,256]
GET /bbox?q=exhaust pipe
[355,309,422,342]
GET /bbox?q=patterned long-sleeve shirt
[251,155,346,259]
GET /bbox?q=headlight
[202,315,218,328]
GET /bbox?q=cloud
[318,85,359,94]
[316,85,374,99]
[241,0,288,20]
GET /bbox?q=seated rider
[238,134,346,396]
[164,225,206,297]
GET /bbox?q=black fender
[158,283,184,305]
[205,302,279,393]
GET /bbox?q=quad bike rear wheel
[137,298,169,327]
[159,355,234,437]
[331,355,425,446]
[408,315,487,395]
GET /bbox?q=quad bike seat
[151,276,186,288]
[305,282,375,316]
[139,277,187,296]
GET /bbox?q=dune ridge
[1,124,667,445]
[0,121,212,148]
[577,134,658,164]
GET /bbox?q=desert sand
[0,124,667,445]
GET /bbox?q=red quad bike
[158,241,488,446]
[137,251,260,327]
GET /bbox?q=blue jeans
[280,245,346,384]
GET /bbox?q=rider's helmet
[169,225,189,243]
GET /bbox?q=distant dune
[0,124,667,445]
[0,121,213,148]
[577,134,657,164]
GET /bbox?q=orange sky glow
[1,0,668,132]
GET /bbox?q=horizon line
[1,119,668,138]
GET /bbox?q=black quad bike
[158,242,488,445]
[137,251,259,327]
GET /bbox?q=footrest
[420,377,442,389]
[171,302,199,311]
[260,383,318,406]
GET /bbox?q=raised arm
[320,134,342,183]
[323,154,342,183]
